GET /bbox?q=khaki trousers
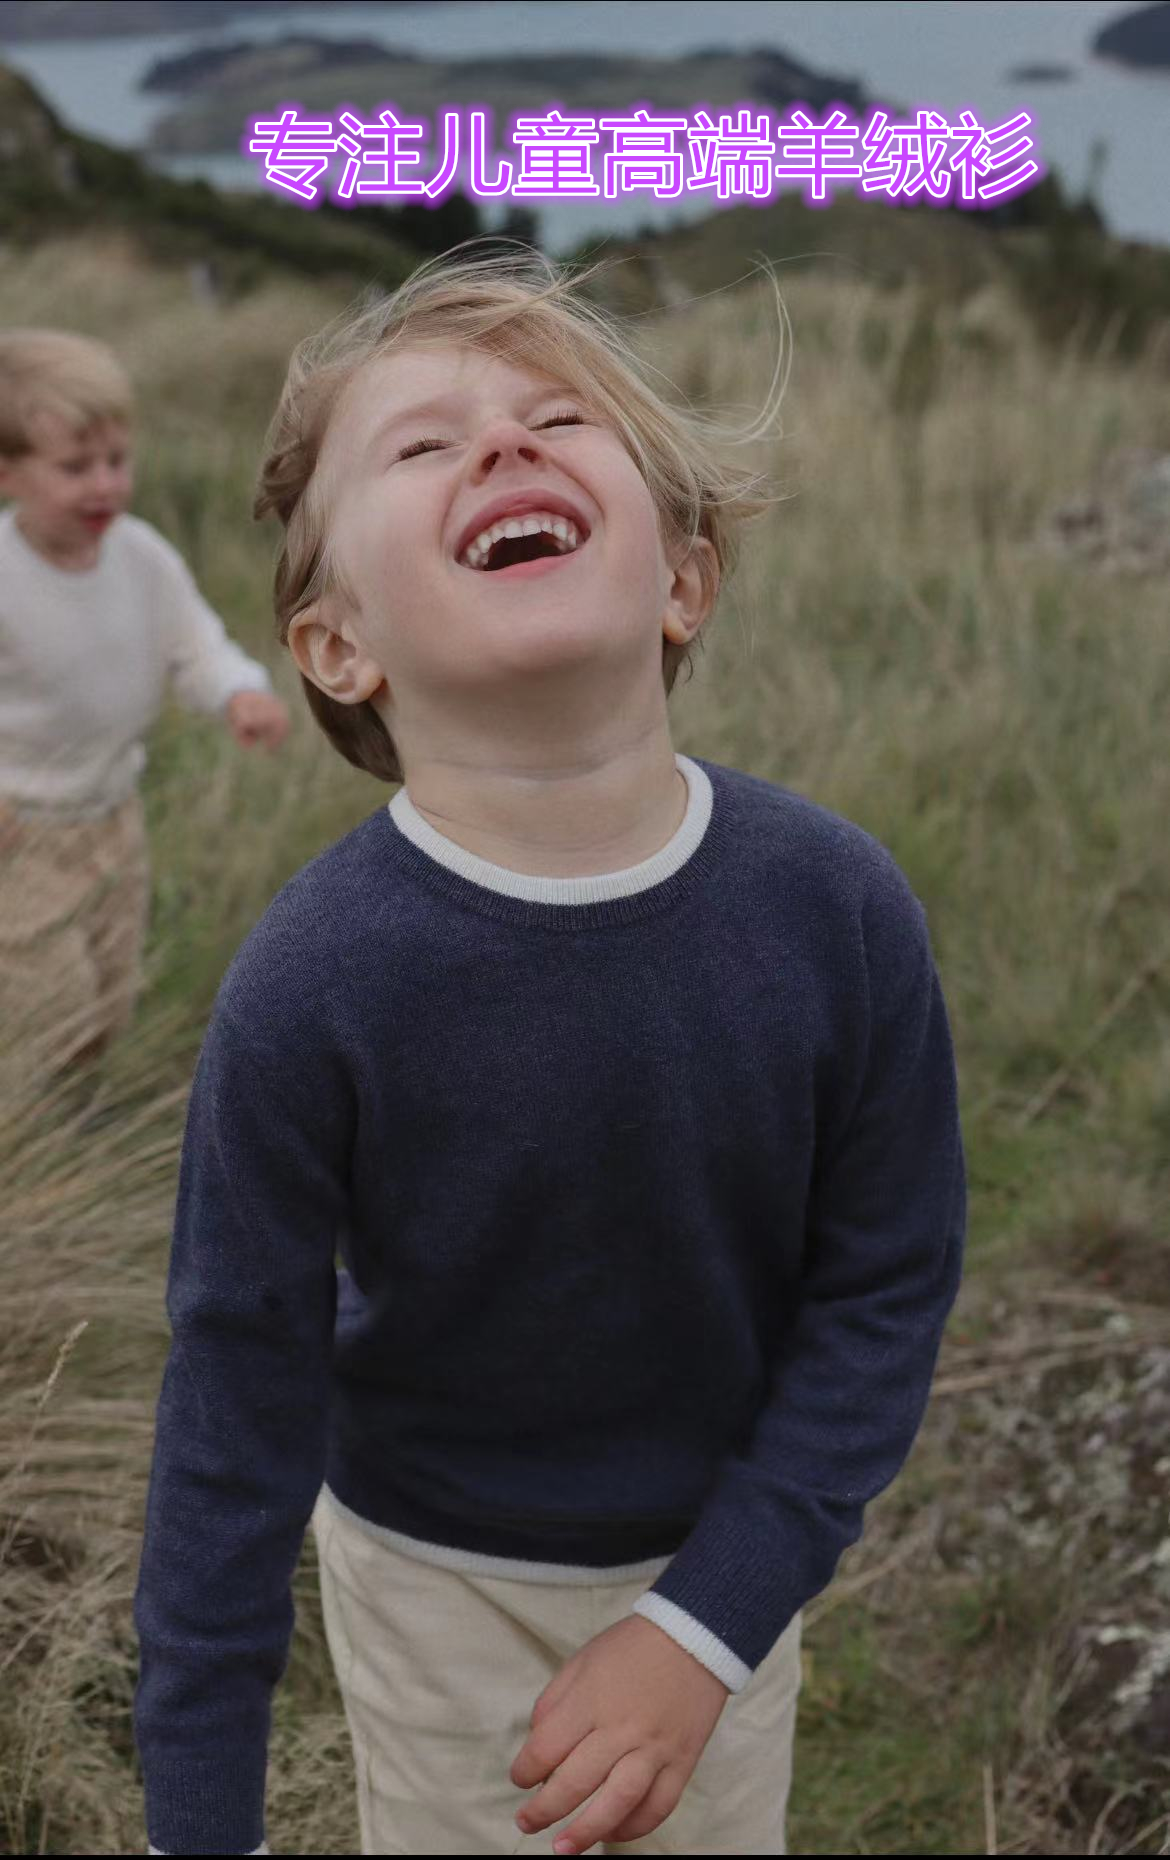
[0,791,150,1084]
[311,1488,802,1857]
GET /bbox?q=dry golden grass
[1,235,1168,1853]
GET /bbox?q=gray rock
[1043,448,1170,575]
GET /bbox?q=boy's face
[297,342,712,733]
[0,411,134,555]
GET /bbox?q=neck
[401,730,688,879]
[14,508,101,572]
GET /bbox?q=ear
[288,599,387,706]
[662,535,719,648]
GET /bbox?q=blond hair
[0,329,133,457]
[254,242,789,785]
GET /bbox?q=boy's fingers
[510,1691,576,1790]
[603,1765,686,1844]
[529,1660,577,1728]
[510,1710,587,1790]
[544,1748,664,1854]
[516,1730,639,1836]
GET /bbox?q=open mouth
[459,511,589,576]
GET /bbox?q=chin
[495,613,631,669]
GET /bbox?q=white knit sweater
[0,508,271,815]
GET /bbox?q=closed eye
[395,409,586,463]
[395,435,447,461]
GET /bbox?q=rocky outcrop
[0,62,76,183]
[0,58,419,289]
[1043,450,1170,576]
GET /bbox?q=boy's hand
[225,690,290,751]
[509,1615,730,1854]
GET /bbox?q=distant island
[1092,0,1170,69]
[142,34,417,94]
[0,0,444,41]
[141,36,877,157]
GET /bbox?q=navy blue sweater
[133,752,966,1854]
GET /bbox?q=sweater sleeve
[154,533,272,715]
[631,856,966,1689]
[133,993,352,1855]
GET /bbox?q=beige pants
[311,1489,802,1857]
[0,791,150,1083]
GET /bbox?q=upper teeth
[461,511,581,570]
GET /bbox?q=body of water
[2,0,1167,253]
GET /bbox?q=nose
[469,417,545,481]
[93,461,127,499]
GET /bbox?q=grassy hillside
[569,180,1170,361]
[1,231,1169,1855]
[0,61,435,292]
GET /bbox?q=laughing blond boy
[134,251,966,1856]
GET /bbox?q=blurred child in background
[0,329,290,1083]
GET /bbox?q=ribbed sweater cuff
[630,1593,752,1691]
[216,663,272,711]
[633,1492,806,1680]
[142,1749,265,1856]
[149,1846,268,1855]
